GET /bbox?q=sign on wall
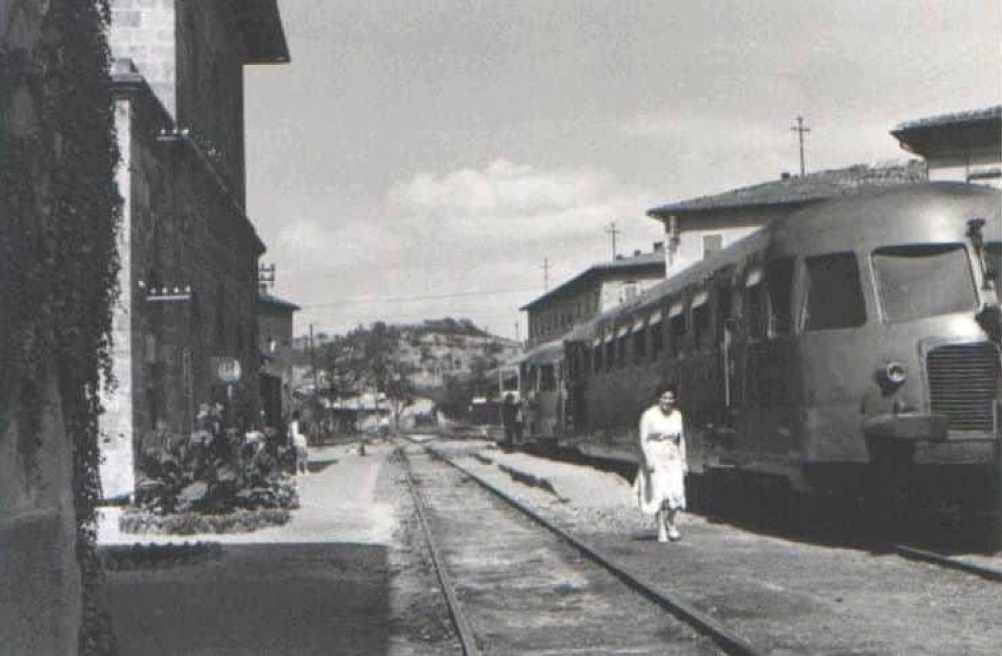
[211,357,242,384]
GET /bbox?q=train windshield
[872,244,977,322]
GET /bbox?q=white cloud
[390,158,607,216]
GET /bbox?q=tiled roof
[647,161,927,217]
[892,106,1001,133]
[258,290,300,311]
[519,250,665,311]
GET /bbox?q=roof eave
[232,0,291,65]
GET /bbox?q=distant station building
[100,1,289,499]
[258,288,300,427]
[647,161,928,278]
[891,105,1001,188]
[521,247,666,349]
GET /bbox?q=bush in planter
[132,422,299,518]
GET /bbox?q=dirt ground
[443,439,1002,656]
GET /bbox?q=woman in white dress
[633,387,688,542]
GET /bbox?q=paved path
[100,444,450,655]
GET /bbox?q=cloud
[390,158,607,216]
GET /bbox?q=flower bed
[119,507,292,536]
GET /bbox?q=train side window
[650,313,664,356]
[633,322,646,361]
[744,269,767,340]
[692,290,711,350]
[668,301,686,356]
[767,258,795,336]
[804,252,867,330]
[540,364,556,392]
[985,242,1000,284]
[617,330,629,366]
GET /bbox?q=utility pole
[309,323,319,403]
[790,115,811,177]
[605,221,621,259]
[540,257,551,290]
[514,321,520,343]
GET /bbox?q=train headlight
[880,361,907,388]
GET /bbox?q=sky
[245,0,1001,340]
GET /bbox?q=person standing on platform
[290,411,309,475]
[633,387,688,542]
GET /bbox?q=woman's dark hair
[656,385,677,400]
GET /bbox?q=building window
[623,281,639,301]
[703,234,724,259]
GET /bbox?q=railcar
[517,339,566,442]
[559,182,1001,514]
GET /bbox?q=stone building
[100,1,289,499]
[258,288,300,427]
[647,161,928,278]
[891,105,1001,188]
[520,248,666,349]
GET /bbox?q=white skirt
[632,439,686,514]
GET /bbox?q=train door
[740,258,798,462]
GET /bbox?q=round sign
[213,357,242,384]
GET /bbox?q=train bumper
[862,412,949,442]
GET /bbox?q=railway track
[887,543,1002,582]
[397,442,764,655]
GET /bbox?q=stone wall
[101,68,263,495]
[109,0,248,205]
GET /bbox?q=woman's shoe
[657,523,668,543]
[667,526,681,541]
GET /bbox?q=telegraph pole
[540,257,551,290]
[605,221,621,259]
[309,323,319,401]
[791,115,811,177]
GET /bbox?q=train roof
[568,182,1000,339]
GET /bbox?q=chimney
[780,171,791,180]
[653,241,664,252]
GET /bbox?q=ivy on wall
[0,1,120,652]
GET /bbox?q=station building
[520,247,666,350]
[258,288,301,427]
[891,105,1001,188]
[100,1,289,499]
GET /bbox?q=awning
[649,310,662,324]
[668,301,685,318]
[631,319,645,333]
[745,268,763,287]
[604,333,615,344]
[520,339,564,365]
[692,290,709,307]
[617,326,629,338]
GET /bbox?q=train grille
[927,342,1000,433]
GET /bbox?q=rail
[398,448,481,656]
[414,441,767,656]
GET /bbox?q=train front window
[804,252,866,331]
[872,244,977,322]
[502,375,518,392]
